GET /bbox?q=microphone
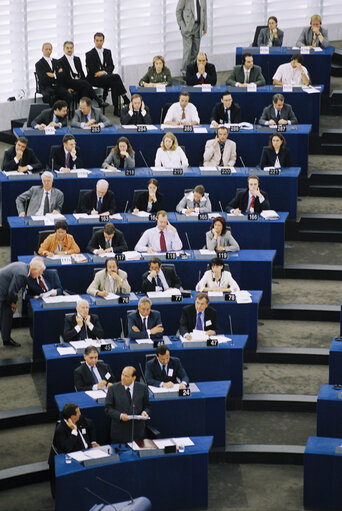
[84,486,118,510]
[253,117,257,130]
[185,232,192,250]
[96,476,134,504]
[123,200,129,213]
[51,157,54,171]
[131,402,135,451]
[218,200,224,213]
[198,270,201,282]
[139,362,148,386]
[229,314,234,346]
[239,156,246,168]
[139,150,149,168]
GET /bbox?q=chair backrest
[34,71,41,94]
[92,226,103,236]
[76,189,92,213]
[131,189,146,211]
[48,144,60,170]
[122,309,136,337]
[105,146,114,158]
[37,229,54,251]
[251,25,268,47]
[27,103,47,127]
[160,263,176,273]
[160,102,172,124]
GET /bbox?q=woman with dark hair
[257,16,284,46]
[196,257,240,293]
[139,56,172,87]
[38,220,80,256]
[259,133,291,169]
[102,137,135,171]
[205,216,240,252]
[133,178,164,214]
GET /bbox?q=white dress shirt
[272,62,310,85]
[65,54,78,75]
[196,270,240,293]
[147,268,169,291]
[96,47,104,65]
[163,102,200,124]
[135,226,183,252]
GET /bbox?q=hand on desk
[17,166,29,173]
[150,324,164,335]
[96,290,108,297]
[233,208,242,215]
[60,167,71,173]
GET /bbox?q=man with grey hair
[78,179,116,215]
[258,93,298,126]
[176,0,207,77]
[26,258,63,299]
[0,257,45,347]
[15,171,64,217]
[127,297,164,340]
[63,299,104,342]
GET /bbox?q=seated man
[86,222,128,254]
[35,42,72,106]
[145,345,189,389]
[179,292,217,340]
[120,94,152,125]
[203,126,236,167]
[226,175,270,215]
[2,136,42,174]
[127,297,164,340]
[186,52,217,86]
[87,257,131,296]
[71,96,111,129]
[74,345,115,391]
[26,261,63,298]
[258,93,298,126]
[135,210,182,253]
[226,53,266,87]
[15,171,64,217]
[273,54,310,86]
[176,184,212,215]
[296,14,329,48]
[31,100,68,129]
[163,91,200,125]
[78,179,116,215]
[210,91,241,127]
[141,257,182,293]
[52,402,99,453]
[38,219,80,256]
[63,299,104,342]
[50,134,84,172]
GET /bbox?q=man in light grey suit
[71,96,111,128]
[16,171,64,217]
[176,0,207,77]
[203,126,237,167]
[296,14,329,48]
[259,93,298,126]
[0,257,45,347]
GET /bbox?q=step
[321,144,342,155]
[273,263,342,280]
[329,90,342,105]
[297,230,342,242]
[244,347,329,365]
[309,184,342,197]
[210,445,305,464]
[331,65,342,77]
[241,393,317,412]
[260,303,340,321]
[0,462,49,491]
[299,213,342,230]
[0,407,56,429]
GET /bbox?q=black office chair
[131,189,146,211]
[76,189,92,213]
[36,229,54,253]
[92,226,103,236]
[33,72,49,104]
[105,145,115,158]
[26,103,48,128]
[122,309,136,338]
[160,102,172,124]
[251,25,268,47]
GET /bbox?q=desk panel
[317,384,342,439]
[329,338,342,386]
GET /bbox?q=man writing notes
[15,171,63,217]
[163,92,200,126]
[146,345,189,390]
[179,292,217,340]
[74,346,115,391]
[127,297,164,340]
[31,100,68,129]
[176,0,207,77]
[78,179,116,216]
[259,93,298,126]
[226,53,266,88]
[2,137,42,173]
[226,175,270,215]
[203,126,237,167]
[135,210,182,253]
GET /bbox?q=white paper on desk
[69,451,90,462]
[102,167,122,173]
[110,213,123,220]
[181,210,198,216]
[42,294,81,304]
[193,127,207,133]
[147,289,181,299]
[207,291,224,299]
[226,212,244,216]
[85,390,107,400]
[126,415,150,420]
[70,339,110,350]
[235,290,252,303]
[154,438,176,448]
[199,166,218,171]
[70,168,91,174]
[156,85,166,92]
[211,335,232,344]
[4,170,32,176]
[172,437,194,447]
[73,213,95,219]
[303,86,321,94]
[191,329,208,341]
[135,338,154,344]
[40,289,55,298]
[150,166,173,172]
[121,125,137,129]
[86,448,110,459]
[61,256,72,265]
[208,212,223,219]
[313,47,323,52]
[260,210,280,220]
[132,211,151,217]
[57,346,76,355]
[144,124,158,131]
[102,293,120,300]
[122,251,142,260]
[71,253,87,263]
[199,249,216,256]
[247,84,257,92]
[149,384,180,393]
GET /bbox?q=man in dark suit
[226,175,270,215]
[26,266,63,298]
[63,299,104,342]
[71,96,111,128]
[52,402,99,453]
[104,366,150,444]
[127,297,164,340]
[74,346,115,391]
[145,345,189,389]
[86,32,130,116]
[78,179,116,215]
[210,91,241,127]
[2,137,42,173]
[86,222,128,254]
[35,42,72,106]
[120,94,153,125]
[186,52,217,85]
[259,93,298,126]
[226,53,266,87]
[50,134,84,172]
[141,257,182,293]
[31,100,68,129]
[179,292,217,339]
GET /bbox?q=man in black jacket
[210,91,241,127]
[186,52,217,85]
[226,175,270,215]
[31,100,68,129]
[49,134,83,172]
[74,346,115,391]
[179,292,217,339]
[141,257,182,292]
[63,299,104,342]
[2,137,42,173]
[86,223,128,254]
[145,345,189,389]
[53,402,99,453]
[78,179,116,215]
[35,42,72,106]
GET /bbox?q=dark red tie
[249,196,255,212]
[38,276,48,292]
[66,152,71,168]
[160,231,167,251]
[200,75,205,84]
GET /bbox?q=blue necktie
[196,313,203,330]
[91,366,97,384]
[97,197,102,213]
[155,275,163,290]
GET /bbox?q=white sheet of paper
[260,210,280,219]
[132,211,150,217]
[199,249,217,256]
[102,293,120,300]
[86,448,109,459]
[69,451,90,462]
[193,127,207,133]
[199,166,218,171]
[149,384,180,393]
[172,437,194,447]
[122,251,142,260]
[85,390,107,400]
[57,347,76,355]
[135,338,154,344]
[235,290,252,303]
[42,294,81,304]
[126,415,150,420]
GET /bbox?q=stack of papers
[85,390,107,400]
[3,170,32,176]
[199,249,217,256]
[101,293,120,301]
[260,210,280,220]
[123,251,142,260]
[42,294,81,304]
[235,290,252,303]
[132,211,151,217]
[135,338,154,345]
[71,253,88,263]
[56,346,76,356]
[69,448,110,462]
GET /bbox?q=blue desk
[236,46,334,94]
[19,249,276,306]
[317,384,342,439]
[130,84,322,132]
[43,336,246,409]
[329,338,342,386]
[31,291,261,358]
[14,124,311,174]
[9,212,287,265]
[55,436,212,511]
[0,166,300,223]
[304,436,342,510]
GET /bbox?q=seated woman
[257,16,284,47]
[155,133,189,168]
[133,178,164,213]
[259,133,291,169]
[87,257,131,296]
[102,137,135,171]
[38,220,80,256]
[206,216,240,252]
[176,184,211,215]
[196,257,240,293]
[139,55,172,87]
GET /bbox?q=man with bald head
[63,299,104,342]
[78,179,116,215]
[105,366,150,444]
[186,52,217,85]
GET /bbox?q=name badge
[269,168,280,175]
[277,124,286,132]
[115,253,125,261]
[99,215,110,222]
[207,338,218,347]
[137,125,147,132]
[198,212,208,220]
[205,320,212,327]
[81,428,86,434]
[179,388,191,397]
[105,372,111,380]
[100,344,112,352]
[118,296,130,304]
[125,169,135,176]
[183,125,193,132]
[168,368,173,377]
[248,212,259,221]
[217,251,228,259]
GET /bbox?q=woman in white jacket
[155,132,188,168]
[196,257,240,293]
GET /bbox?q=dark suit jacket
[74,360,115,391]
[2,146,42,173]
[179,304,217,335]
[259,103,298,125]
[0,262,29,302]
[35,57,61,88]
[63,313,104,342]
[226,65,266,87]
[145,356,189,386]
[186,62,217,85]
[86,47,115,80]
[127,309,163,340]
[104,381,150,443]
[31,107,67,128]
[86,228,128,253]
[133,191,164,213]
[259,147,291,169]
[120,105,152,125]
[78,189,116,215]
[141,267,182,293]
[53,415,97,453]
[57,55,86,83]
[50,145,83,170]
[227,188,270,213]
[26,269,63,298]
[210,102,241,124]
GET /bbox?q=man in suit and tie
[26,263,63,298]
[74,346,115,391]
[16,171,64,217]
[226,175,270,215]
[2,137,42,173]
[127,297,164,340]
[105,366,150,444]
[52,402,99,453]
[145,345,189,390]
[86,222,128,254]
[179,292,217,339]
[31,100,68,129]
[78,179,116,216]
[210,92,241,127]
[176,0,207,77]
[63,299,104,343]
[141,257,182,293]
[226,53,266,87]
[203,126,237,167]
[186,52,217,85]
[35,42,72,106]
[71,96,111,129]
[296,14,329,49]
[259,93,298,126]
[50,134,84,172]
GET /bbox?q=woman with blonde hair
[155,133,188,168]
[139,56,172,87]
